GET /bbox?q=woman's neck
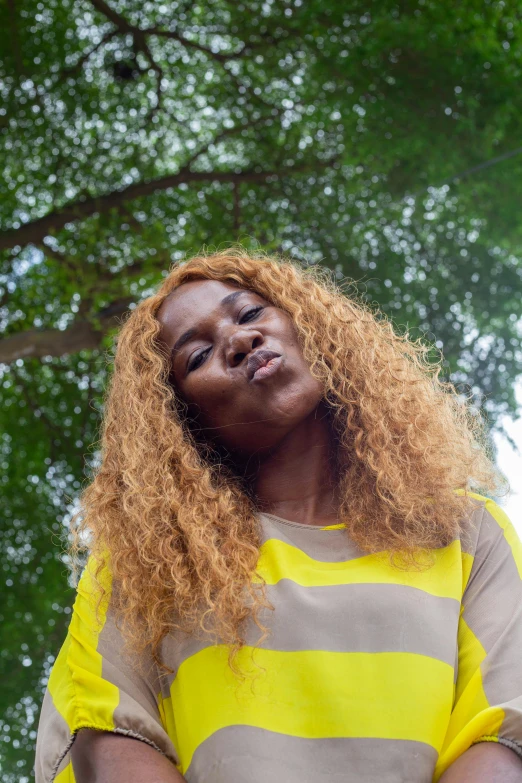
[247,400,340,527]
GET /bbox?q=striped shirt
[35,492,522,782]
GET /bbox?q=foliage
[1,0,522,778]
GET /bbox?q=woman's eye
[186,307,263,373]
[239,306,263,323]
[187,348,210,373]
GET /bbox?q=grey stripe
[495,730,522,758]
[258,581,459,664]
[460,506,522,740]
[462,507,522,657]
[497,700,522,751]
[259,500,485,561]
[459,500,486,557]
[184,725,438,783]
[53,751,73,780]
[161,581,459,689]
[258,513,366,562]
[99,609,179,763]
[453,643,459,685]
[34,689,72,783]
[99,608,161,718]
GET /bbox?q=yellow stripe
[320,523,346,530]
[158,693,183,774]
[48,634,74,726]
[158,693,176,745]
[49,557,119,732]
[434,665,504,781]
[255,537,463,599]
[453,616,486,705]
[55,762,76,782]
[171,646,454,773]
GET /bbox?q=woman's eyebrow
[170,291,250,356]
[172,327,197,355]
[220,290,247,307]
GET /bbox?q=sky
[493,378,522,537]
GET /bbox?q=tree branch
[89,0,245,63]
[411,145,522,199]
[148,26,246,63]
[0,162,328,252]
[62,29,118,76]
[0,298,132,364]
[90,0,135,32]
[445,145,522,184]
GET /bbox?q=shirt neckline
[258,511,345,531]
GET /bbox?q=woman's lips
[251,355,283,382]
[247,349,282,380]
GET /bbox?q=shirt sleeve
[34,557,179,783]
[434,496,522,780]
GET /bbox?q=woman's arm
[434,498,522,780]
[439,742,522,782]
[71,729,186,783]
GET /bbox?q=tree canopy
[1,0,522,778]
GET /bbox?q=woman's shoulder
[457,490,522,574]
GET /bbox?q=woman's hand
[439,742,522,782]
[71,729,187,783]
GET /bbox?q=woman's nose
[225,329,264,367]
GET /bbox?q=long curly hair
[72,247,504,666]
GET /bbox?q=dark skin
[157,279,340,524]
[72,280,522,782]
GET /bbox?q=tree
[1,1,522,778]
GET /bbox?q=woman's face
[157,279,324,455]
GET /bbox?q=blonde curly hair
[72,247,504,666]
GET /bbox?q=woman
[35,248,522,783]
